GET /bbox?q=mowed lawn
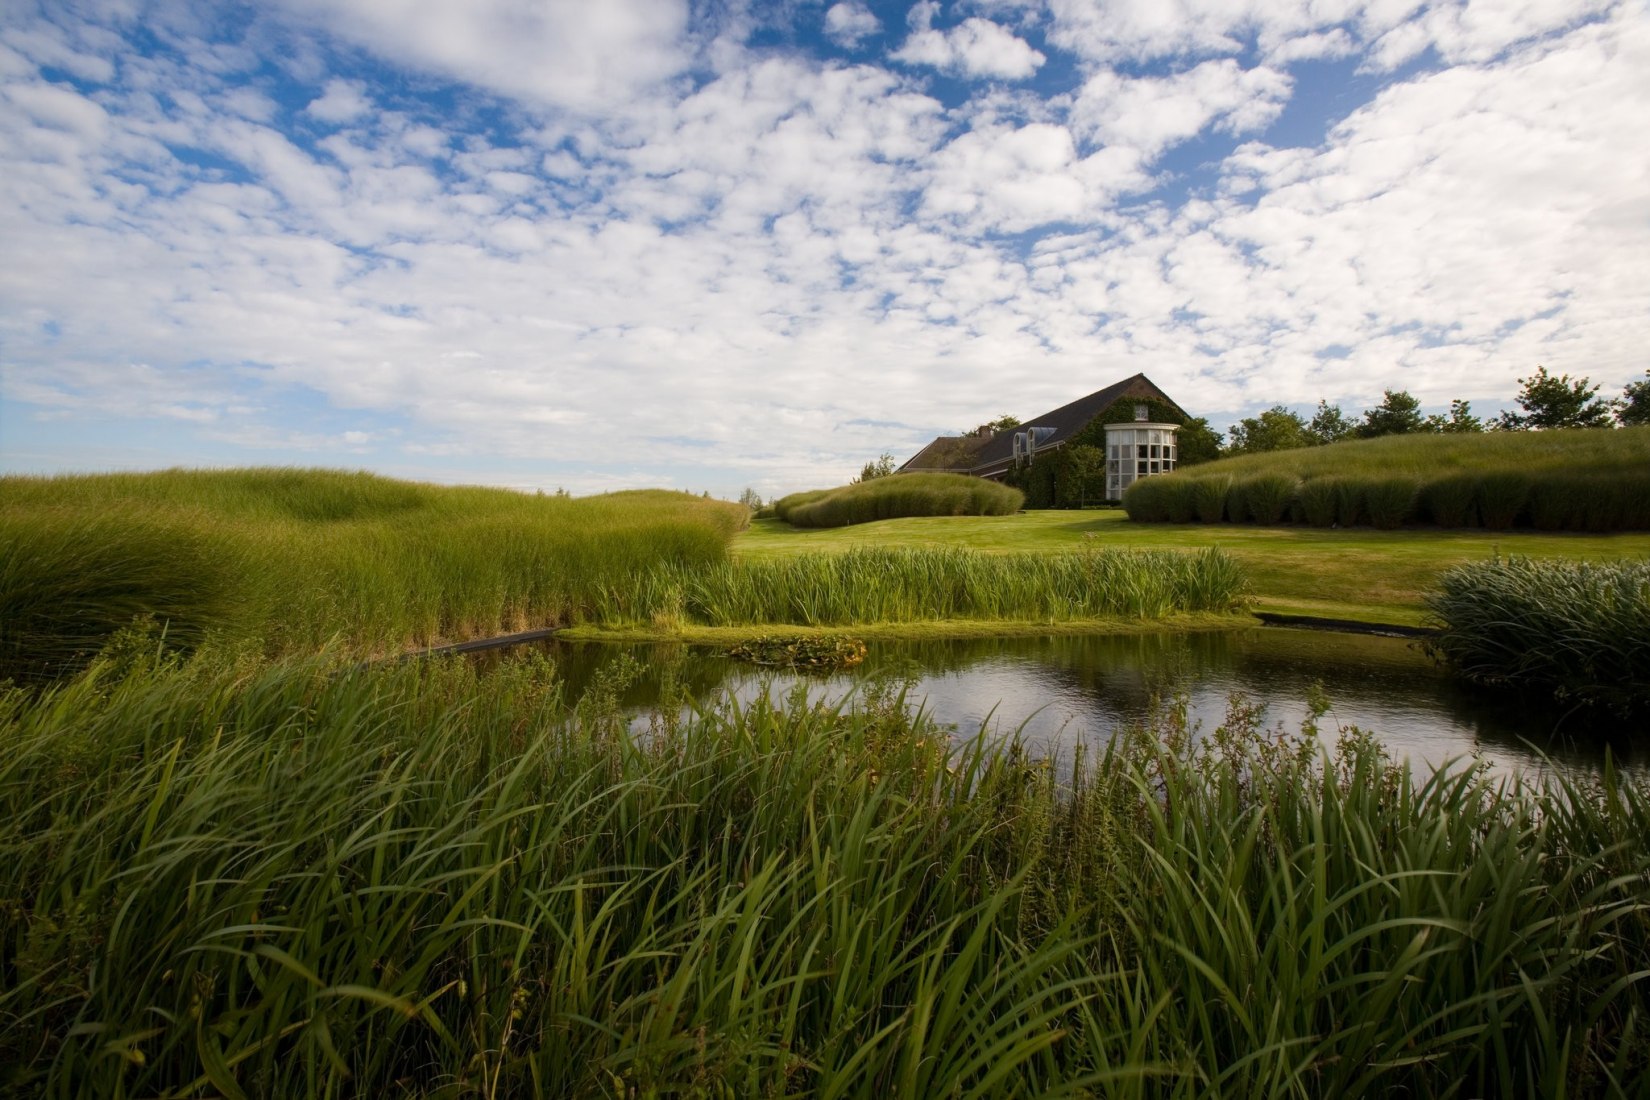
[738,510,1650,626]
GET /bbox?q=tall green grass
[778,474,1022,528]
[2,650,1646,1096]
[1425,556,1650,715]
[1122,428,1650,531]
[600,546,1248,627]
[1,469,746,677]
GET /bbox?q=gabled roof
[897,433,987,473]
[965,373,1186,475]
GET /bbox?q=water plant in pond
[2,648,1646,1096]
[727,634,868,669]
[1424,555,1650,715]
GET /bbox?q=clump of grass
[1192,476,1229,523]
[1363,476,1420,529]
[2,650,1646,1096]
[782,474,1023,528]
[1294,477,1339,527]
[1425,555,1650,715]
[772,487,833,522]
[1421,472,1480,527]
[1118,476,1173,522]
[1229,474,1295,524]
[602,546,1249,626]
[1476,471,1529,530]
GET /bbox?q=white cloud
[274,0,691,111]
[1071,60,1292,158]
[892,17,1047,79]
[305,77,372,123]
[824,2,880,46]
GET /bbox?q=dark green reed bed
[1426,556,1650,716]
[4,649,1647,1097]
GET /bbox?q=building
[896,373,1187,502]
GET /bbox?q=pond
[537,627,1642,778]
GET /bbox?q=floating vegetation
[728,634,868,669]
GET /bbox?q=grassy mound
[775,474,1023,528]
[1425,556,1650,715]
[1123,428,1650,531]
[0,468,747,677]
[3,651,1646,1096]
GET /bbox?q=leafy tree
[737,487,763,510]
[1226,406,1311,455]
[973,414,1022,435]
[855,452,897,482]
[1619,371,1650,427]
[1494,366,1617,430]
[1423,399,1484,433]
[1357,389,1426,437]
[1061,444,1104,509]
[1307,400,1357,445]
[1174,417,1224,466]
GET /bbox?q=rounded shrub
[1191,477,1230,523]
[1294,478,1339,527]
[1363,477,1420,530]
[1420,474,1479,528]
[1121,477,1173,522]
[1162,479,1199,523]
[785,474,1023,528]
[1230,474,1296,525]
[1332,479,1366,527]
[1475,472,1529,531]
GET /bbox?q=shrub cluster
[1425,555,1650,715]
[1124,467,1650,531]
[779,473,1023,528]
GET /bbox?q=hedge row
[1123,470,1650,531]
[776,474,1024,529]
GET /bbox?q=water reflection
[537,628,1640,777]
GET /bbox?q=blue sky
[2,0,1646,498]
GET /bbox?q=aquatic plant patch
[727,634,868,669]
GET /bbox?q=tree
[1226,406,1311,455]
[737,487,763,510]
[973,414,1022,435]
[855,452,896,482]
[1174,417,1224,466]
[1062,444,1104,509]
[1423,399,1484,433]
[1619,371,1650,427]
[1307,400,1357,445]
[1494,366,1617,430]
[1357,389,1425,438]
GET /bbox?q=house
[896,373,1188,502]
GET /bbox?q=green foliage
[1363,476,1421,529]
[1475,471,1530,530]
[0,469,747,680]
[1228,474,1296,524]
[3,652,1647,1095]
[1357,389,1426,437]
[1420,473,1479,527]
[1332,477,1366,527]
[1294,477,1340,527]
[1307,400,1357,445]
[1620,371,1650,427]
[1010,397,1209,506]
[1426,556,1650,714]
[1058,444,1103,508]
[1424,398,1485,433]
[1118,476,1172,522]
[856,452,897,482]
[727,634,867,668]
[1495,365,1617,430]
[772,487,834,521]
[784,474,1023,528]
[1226,405,1311,455]
[1192,477,1229,523]
[1173,415,1225,466]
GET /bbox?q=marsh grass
[1425,556,1650,715]
[778,474,1023,528]
[2,650,1647,1096]
[1123,428,1650,531]
[600,546,1248,627]
[1,469,746,677]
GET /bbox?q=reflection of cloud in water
[541,629,1642,781]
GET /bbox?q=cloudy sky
[2,0,1646,497]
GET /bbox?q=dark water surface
[538,628,1641,777]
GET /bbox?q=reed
[1362,475,1420,529]
[1293,477,1339,527]
[1228,474,1295,524]
[1424,555,1650,715]
[2,651,1645,1096]
[782,474,1023,528]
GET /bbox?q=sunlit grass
[774,473,1022,528]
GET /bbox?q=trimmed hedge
[782,474,1024,528]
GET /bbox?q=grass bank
[0,468,747,677]
[1123,427,1650,532]
[739,510,1650,626]
[4,650,1645,1096]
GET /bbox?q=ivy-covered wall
[1003,398,1219,509]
